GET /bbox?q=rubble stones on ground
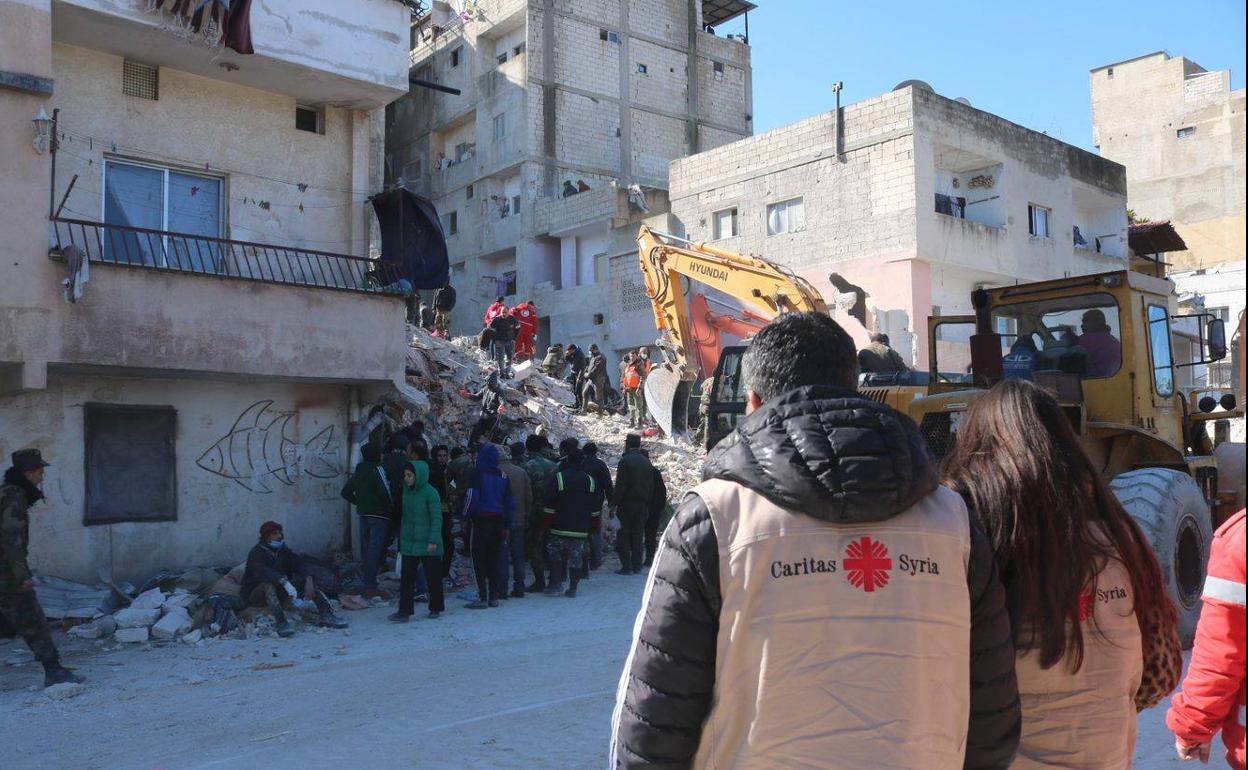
[161,591,197,614]
[45,682,86,700]
[181,629,203,644]
[113,607,162,629]
[114,627,150,644]
[129,588,167,611]
[151,607,194,640]
[95,615,117,637]
[5,649,35,666]
[68,623,103,640]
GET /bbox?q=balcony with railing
[51,218,404,295]
[46,218,407,385]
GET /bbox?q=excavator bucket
[645,364,693,441]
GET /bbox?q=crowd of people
[339,422,668,619]
[608,311,1245,770]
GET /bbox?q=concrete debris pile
[383,333,705,503]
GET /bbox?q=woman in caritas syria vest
[943,379,1182,769]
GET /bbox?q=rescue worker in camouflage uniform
[692,377,714,448]
[1,449,84,687]
[540,445,599,598]
[523,435,558,593]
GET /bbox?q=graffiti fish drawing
[196,401,341,493]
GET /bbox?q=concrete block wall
[633,110,690,185]
[552,15,621,98]
[697,54,748,132]
[629,0,687,46]
[556,90,622,172]
[630,38,688,110]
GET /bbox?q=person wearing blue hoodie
[463,443,514,608]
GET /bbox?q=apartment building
[386,0,755,362]
[0,0,411,582]
[1091,51,1246,270]
[665,84,1129,369]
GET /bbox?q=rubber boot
[544,562,565,596]
[43,661,85,688]
[565,573,580,598]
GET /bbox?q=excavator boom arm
[636,225,828,439]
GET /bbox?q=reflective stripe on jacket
[1168,510,1247,770]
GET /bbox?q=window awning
[1128,220,1187,254]
[703,0,756,27]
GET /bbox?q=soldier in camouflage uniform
[692,377,714,449]
[1,449,84,687]
[522,435,558,593]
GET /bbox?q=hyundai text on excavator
[907,269,1242,644]
[636,226,929,447]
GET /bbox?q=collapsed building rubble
[7,332,706,659]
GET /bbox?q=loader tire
[1110,468,1212,648]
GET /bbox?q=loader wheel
[1110,468,1212,647]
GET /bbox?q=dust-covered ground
[2,568,1226,770]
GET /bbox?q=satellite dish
[892,79,935,93]
[954,97,972,106]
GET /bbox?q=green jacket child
[400,461,443,558]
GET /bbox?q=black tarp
[372,185,449,290]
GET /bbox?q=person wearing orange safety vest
[1168,509,1247,770]
[622,354,646,428]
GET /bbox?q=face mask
[267,540,284,550]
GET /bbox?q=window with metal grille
[85,404,177,524]
[123,60,159,100]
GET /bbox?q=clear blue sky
[716,0,1246,152]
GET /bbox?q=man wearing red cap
[241,521,348,637]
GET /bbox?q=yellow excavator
[637,226,826,443]
[637,226,929,446]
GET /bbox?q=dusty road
[0,571,1229,770]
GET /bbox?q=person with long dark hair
[942,378,1182,769]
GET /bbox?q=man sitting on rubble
[241,521,348,638]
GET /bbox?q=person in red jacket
[510,301,538,362]
[483,297,507,328]
[1167,509,1246,769]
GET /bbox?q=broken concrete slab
[113,608,161,628]
[151,607,193,640]
[68,623,102,640]
[161,592,196,614]
[45,682,86,700]
[114,626,149,644]
[128,588,167,611]
[94,615,117,637]
[181,629,203,644]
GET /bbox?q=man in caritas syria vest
[609,312,1022,770]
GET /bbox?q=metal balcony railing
[50,217,404,295]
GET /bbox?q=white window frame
[102,157,226,266]
[1028,204,1051,238]
[493,113,506,142]
[712,207,739,240]
[295,104,324,135]
[766,197,805,236]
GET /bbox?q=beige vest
[691,479,973,770]
[1010,555,1142,770]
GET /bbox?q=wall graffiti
[196,401,342,493]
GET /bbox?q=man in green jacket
[390,461,444,621]
[613,434,656,574]
[523,435,558,592]
[340,441,392,598]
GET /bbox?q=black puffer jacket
[610,386,1020,770]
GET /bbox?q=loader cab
[705,345,749,450]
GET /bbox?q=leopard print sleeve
[1134,595,1183,711]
